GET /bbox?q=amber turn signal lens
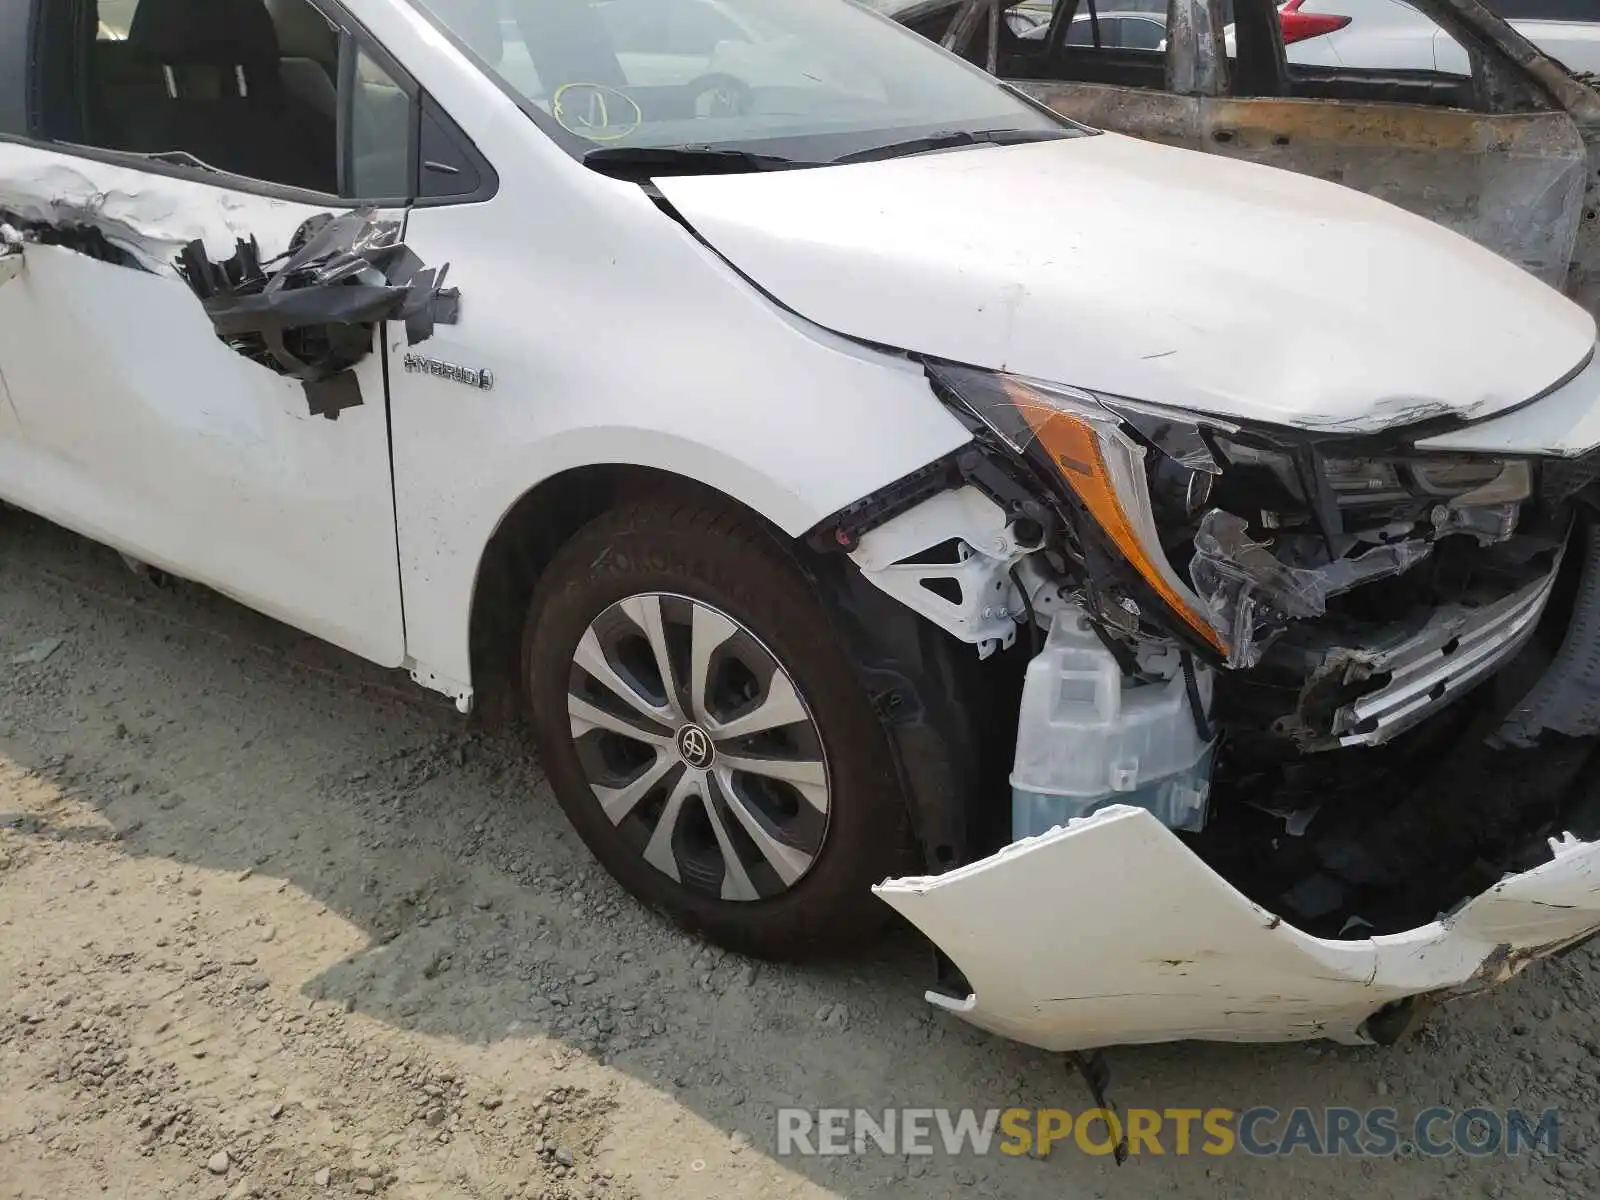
[1007,381,1227,655]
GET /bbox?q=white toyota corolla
[2,0,1600,1054]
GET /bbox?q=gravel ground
[2,508,1599,1199]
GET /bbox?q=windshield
[407,0,1078,166]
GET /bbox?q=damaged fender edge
[873,804,1600,1052]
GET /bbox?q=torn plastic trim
[1190,511,1432,669]
[874,803,1600,1052]
[175,208,460,419]
[1541,449,1600,511]
[806,450,969,554]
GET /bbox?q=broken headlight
[1194,444,1534,666]
[927,362,1534,667]
[1322,457,1531,521]
[928,363,1230,656]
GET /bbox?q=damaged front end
[823,354,1600,1050]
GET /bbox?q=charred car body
[1,0,1599,1054]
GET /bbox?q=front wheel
[522,496,913,959]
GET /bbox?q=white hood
[657,134,1597,432]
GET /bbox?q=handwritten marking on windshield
[553,83,643,142]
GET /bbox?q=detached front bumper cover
[875,805,1600,1051]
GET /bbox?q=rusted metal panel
[1563,131,1600,318]
[1018,81,1202,146]
[1165,0,1230,98]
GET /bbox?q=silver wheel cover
[566,593,832,902]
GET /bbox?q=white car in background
[1062,8,1166,46]
[1281,0,1600,74]
[1013,6,1169,47]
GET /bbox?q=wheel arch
[464,462,1004,881]
[465,463,789,721]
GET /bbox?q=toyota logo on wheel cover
[676,724,715,770]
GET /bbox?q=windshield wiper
[582,145,809,180]
[831,128,1073,166]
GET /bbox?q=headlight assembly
[928,362,1229,656]
[927,361,1536,668]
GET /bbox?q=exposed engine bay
[819,356,1600,952]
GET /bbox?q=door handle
[0,225,24,288]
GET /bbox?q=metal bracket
[850,486,1029,658]
[405,659,475,714]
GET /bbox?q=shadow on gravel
[0,508,1589,1198]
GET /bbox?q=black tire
[522,493,913,959]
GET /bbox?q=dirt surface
[2,508,1600,1199]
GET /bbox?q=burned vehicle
[1,0,1599,1054]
